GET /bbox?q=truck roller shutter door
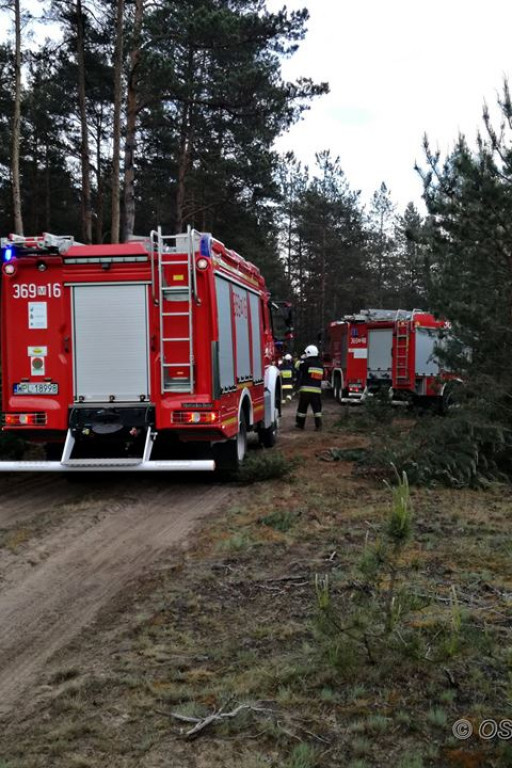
[415,327,442,376]
[249,293,262,382]
[73,284,149,402]
[215,277,235,390]
[367,328,393,378]
[232,285,251,382]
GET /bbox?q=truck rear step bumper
[0,459,215,472]
[0,429,215,471]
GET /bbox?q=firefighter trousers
[296,391,322,430]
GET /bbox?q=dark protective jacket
[279,361,295,389]
[296,356,324,394]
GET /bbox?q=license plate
[13,382,59,395]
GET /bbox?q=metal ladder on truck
[394,309,413,387]
[151,227,198,394]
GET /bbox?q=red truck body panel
[323,319,369,400]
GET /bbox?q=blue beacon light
[3,246,14,262]
[200,234,212,258]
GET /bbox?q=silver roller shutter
[367,328,393,377]
[73,284,149,402]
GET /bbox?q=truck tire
[439,381,464,415]
[334,373,343,404]
[214,412,248,473]
[259,405,278,448]
[332,377,339,402]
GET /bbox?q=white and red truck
[0,228,284,472]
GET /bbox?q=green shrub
[238,451,293,484]
[259,508,299,532]
[361,411,512,488]
[284,743,319,768]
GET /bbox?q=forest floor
[0,399,511,768]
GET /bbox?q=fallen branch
[170,702,272,739]
[264,575,310,583]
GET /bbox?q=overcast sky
[267,0,512,212]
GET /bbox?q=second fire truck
[324,308,456,408]
[323,309,396,402]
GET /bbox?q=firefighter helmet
[284,353,292,361]
[304,345,319,358]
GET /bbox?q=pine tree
[0,43,15,228]
[418,83,512,422]
[393,202,429,309]
[11,0,23,234]
[366,182,396,307]
[281,151,369,345]
[130,0,327,239]
[22,45,79,233]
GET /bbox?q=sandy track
[0,475,231,721]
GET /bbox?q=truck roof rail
[1,232,80,254]
[362,308,399,321]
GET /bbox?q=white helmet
[304,344,319,358]
[284,353,292,361]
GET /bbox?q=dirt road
[0,472,232,723]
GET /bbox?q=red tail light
[3,413,47,426]
[171,411,219,425]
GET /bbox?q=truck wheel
[259,406,278,448]
[439,381,464,415]
[214,412,248,472]
[334,374,343,404]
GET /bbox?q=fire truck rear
[0,229,281,472]
[323,309,397,402]
[366,309,457,406]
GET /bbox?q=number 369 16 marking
[12,283,62,299]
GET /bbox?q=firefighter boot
[295,413,306,430]
[314,415,322,431]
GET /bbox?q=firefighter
[279,353,295,403]
[295,345,324,430]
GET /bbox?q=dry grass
[1,402,512,767]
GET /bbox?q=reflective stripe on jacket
[279,363,295,390]
[297,357,324,394]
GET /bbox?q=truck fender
[263,365,281,428]
[439,377,464,396]
[238,387,254,428]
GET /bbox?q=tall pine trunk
[176,101,192,232]
[76,0,92,243]
[95,115,104,243]
[123,0,144,240]
[111,0,124,243]
[12,0,23,235]
[175,43,197,232]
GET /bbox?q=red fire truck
[0,228,283,472]
[323,309,396,402]
[325,308,457,409]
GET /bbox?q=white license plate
[14,382,59,395]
